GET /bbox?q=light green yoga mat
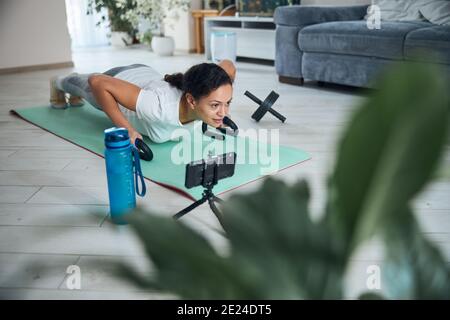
[11,105,310,200]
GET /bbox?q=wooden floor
[0,46,449,299]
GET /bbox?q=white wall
[302,0,371,5]
[0,0,72,70]
[165,0,202,52]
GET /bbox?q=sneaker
[68,95,84,107]
[49,76,67,109]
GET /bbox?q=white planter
[110,32,132,47]
[151,36,175,56]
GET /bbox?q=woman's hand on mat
[129,129,143,146]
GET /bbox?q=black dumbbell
[244,90,286,123]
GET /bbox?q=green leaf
[125,210,254,299]
[382,207,450,300]
[125,178,346,299]
[327,63,449,257]
[358,292,385,300]
[223,179,344,299]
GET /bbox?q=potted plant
[123,0,191,56]
[139,30,153,48]
[87,0,138,47]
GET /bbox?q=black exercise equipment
[134,138,153,161]
[202,116,239,140]
[244,90,286,123]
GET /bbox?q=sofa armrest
[274,5,369,27]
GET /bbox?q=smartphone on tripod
[184,152,236,189]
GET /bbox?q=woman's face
[192,84,233,128]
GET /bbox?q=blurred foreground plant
[122,63,450,299]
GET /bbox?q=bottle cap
[104,127,130,149]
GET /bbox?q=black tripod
[173,162,225,230]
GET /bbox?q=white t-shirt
[114,66,184,143]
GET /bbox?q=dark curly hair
[164,63,232,100]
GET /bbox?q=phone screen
[185,152,237,189]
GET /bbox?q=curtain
[65,0,110,49]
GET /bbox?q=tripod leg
[173,197,207,220]
[208,198,226,231]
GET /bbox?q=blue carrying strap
[132,146,146,197]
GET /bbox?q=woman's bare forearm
[89,75,137,134]
[88,75,143,144]
[93,87,134,131]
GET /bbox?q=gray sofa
[274,5,450,88]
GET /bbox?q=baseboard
[237,57,274,66]
[278,75,304,86]
[0,61,74,75]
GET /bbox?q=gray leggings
[59,64,148,109]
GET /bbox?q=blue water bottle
[104,127,146,224]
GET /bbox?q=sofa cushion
[420,1,450,26]
[368,0,427,22]
[404,26,450,64]
[299,20,431,60]
[367,0,450,22]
